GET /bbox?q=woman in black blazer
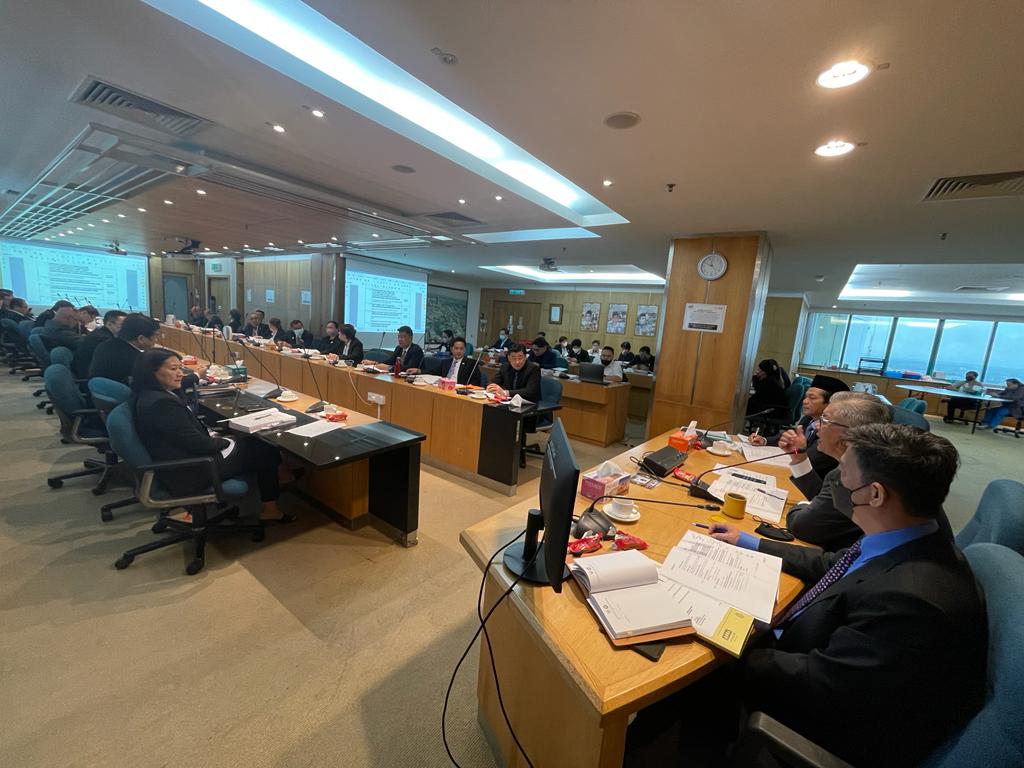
[129,349,293,522]
[268,317,289,343]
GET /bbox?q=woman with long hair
[129,349,293,521]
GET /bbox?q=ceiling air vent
[71,77,211,137]
[922,171,1024,202]
[953,286,1009,293]
[424,211,483,227]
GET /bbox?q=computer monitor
[578,362,607,385]
[503,418,580,591]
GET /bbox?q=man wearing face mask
[566,338,589,363]
[491,328,513,351]
[704,424,986,768]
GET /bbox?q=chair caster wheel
[114,555,134,570]
[101,509,113,522]
[152,520,168,534]
[252,528,266,543]
[186,558,205,575]
[91,485,106,496]
[46,407,54,415]
[47,478,63,489]
[36,401,46,409]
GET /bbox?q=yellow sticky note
[708,608,755,657]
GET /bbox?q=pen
[253,411,276,420]
[692,522,710,529]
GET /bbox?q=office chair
[889,403,931,431]
[955,479,1024,555]
[2,318,36,373]
[464,342,474,357]
[42,363,112,489]
[897,396,928,414]
[420,356,444,375]
[88,378,139,522]
[27,333,52,400]
[48,345,74,368]
[730,542,1024,768]
[747,381,807,437]
[523,377,563,461]
[105,403,264,575]
[364,348,396,364]
[993,416,1023,439]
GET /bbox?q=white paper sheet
[706,477,787,523]
[661,579,734,637]
[712,464,778,488]
[286,420,343,437]
[661,531,783,623]
[740,444,794,468]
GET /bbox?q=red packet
[567,532,603,555]
[611,531,648,551]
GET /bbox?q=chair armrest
[730,712,855,768]
[69,409,107,445]
[137,456,226,508]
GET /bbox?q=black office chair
[523,377,564,463]
[994,416,1023,439]
[364,348,396,364]
[747,381,807,437]
[420,356,444,375]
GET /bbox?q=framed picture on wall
[580,302,600,332]
[606,303,628,334]
[635,304,659,336]
[549,304,563,324]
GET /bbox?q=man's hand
[486,382,502,394]
[779,425,807,461]
[710,522,742,546]
[749,433,767,447]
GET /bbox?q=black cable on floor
[442,529,533,768]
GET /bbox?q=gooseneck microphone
[463,355,482,387]
[301,351,327,413]
[692,408,774,447]
[688,451,791,500]
[238,338,283,399]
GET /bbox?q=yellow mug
[722,492,747,519]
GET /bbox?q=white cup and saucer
[604,496,640,523]
[275,389,299,403]
[706,440,734,457]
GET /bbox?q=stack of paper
[705,476,788,524]
[228,409,297,433]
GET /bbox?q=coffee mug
[723,492,747,519]
[609,497,636,516]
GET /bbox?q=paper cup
[722,492,747,519]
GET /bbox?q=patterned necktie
[449,359,459,379]
[776,539,862,626]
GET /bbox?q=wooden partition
[649,234,771,436]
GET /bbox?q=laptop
[578,362,609,385]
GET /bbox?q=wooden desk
[161,326,540,494]
[480,364,631,447]
[623,369,654,424]
[459,431,805,768]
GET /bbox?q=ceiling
[1,0,1023,304]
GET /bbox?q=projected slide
[0,240,149,312]
[344,260,426,334]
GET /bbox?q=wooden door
[493,301,542,343]
[207,277,230,314]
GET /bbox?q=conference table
[161,326,547,494]
[460,431,806,768]
[895,383,1010,434]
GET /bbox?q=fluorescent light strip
[469,227,599,244]
[839,288,913,299]
[480,265,665,285]
[144,0,626,227]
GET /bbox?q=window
[932,320,994,381]
[984,322,1024,383]
[886,317,939,374]
[840,315,893,370]
[803,313,848,367]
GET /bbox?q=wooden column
[649,234,771,436]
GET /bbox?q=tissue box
[439,377,457,391]
[669,431,699,451]
[225,363,247,381]
[580,468,631,500]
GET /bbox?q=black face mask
[830,475,872,518]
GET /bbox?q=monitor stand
[503,508,570,586]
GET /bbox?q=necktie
[776,540,862,626]
[449,359,459,379]
[512,370,519,390]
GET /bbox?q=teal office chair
[464,342,474,357]
[897,396,928,414]
[42,364,112,489]
[27,332,53,403]
[16,320,43,382]
[105,403,264,575]
[955,479,1024,555]
[890,403,930,431]
[794,375,812,388]
[48,346,74,368]
[2,317,36,373]
[88,378,138,522]
[731,542,1024,768]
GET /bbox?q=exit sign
[508,289,526,295]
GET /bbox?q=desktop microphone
[183,321,212,370]
[463,355,482,387]
[378,331,386,353]
[301,352,328,413]
[687,451,792,500]
[237,338,283,399]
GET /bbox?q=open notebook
[568,550,693,644]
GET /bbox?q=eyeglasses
[819,414,850,428]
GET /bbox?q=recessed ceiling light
[840,288,912,299]
[150,251,156,256]
[494,195,503,201]
[602,179,613,187]
[311,109,325,118]
[137,207,147,213]
[1006,293,1024,301]
[101,218,110,223]
[222,245,229,249]
[832,304,838,309]
[603,111,641,129]
[76,227,84,231]
[58,233,65,237]
[815,140,855,157]
[450,269,455,273]
[163,199,174,205]
[267,242,274,246]
[174,164,186,173]
[244,244,250,248]
[817,60,871,89]
[272,124,286,133]
[371,233,380,238]
[87,223,95,227]
[371,211,378,216]
[458,198,466,205]
[814,275,826,282]
[196,189,207,195]
[117,213,126,218]
[297,239,304,244]
[331,236,338,241]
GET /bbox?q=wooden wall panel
[649,235,770,436]
[243,257,312,329]
[755,297,806,376]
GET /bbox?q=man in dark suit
[442,337,483,386]
[708,424,986,768]
[486,343,541,402]
[315,320,344,356]
[241,311,271,338]
[527,336,559,369]
[393,325,424,372]
[41,306,84,350]
[2,296,33,323]
[491,328,513,350]
[338,323,364,363]
[286,319,313,349]
[88,313,162,384]
[750,374,848,479]
[73,309,126,378]
[201,308,223,330]
[34,299,73,328]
